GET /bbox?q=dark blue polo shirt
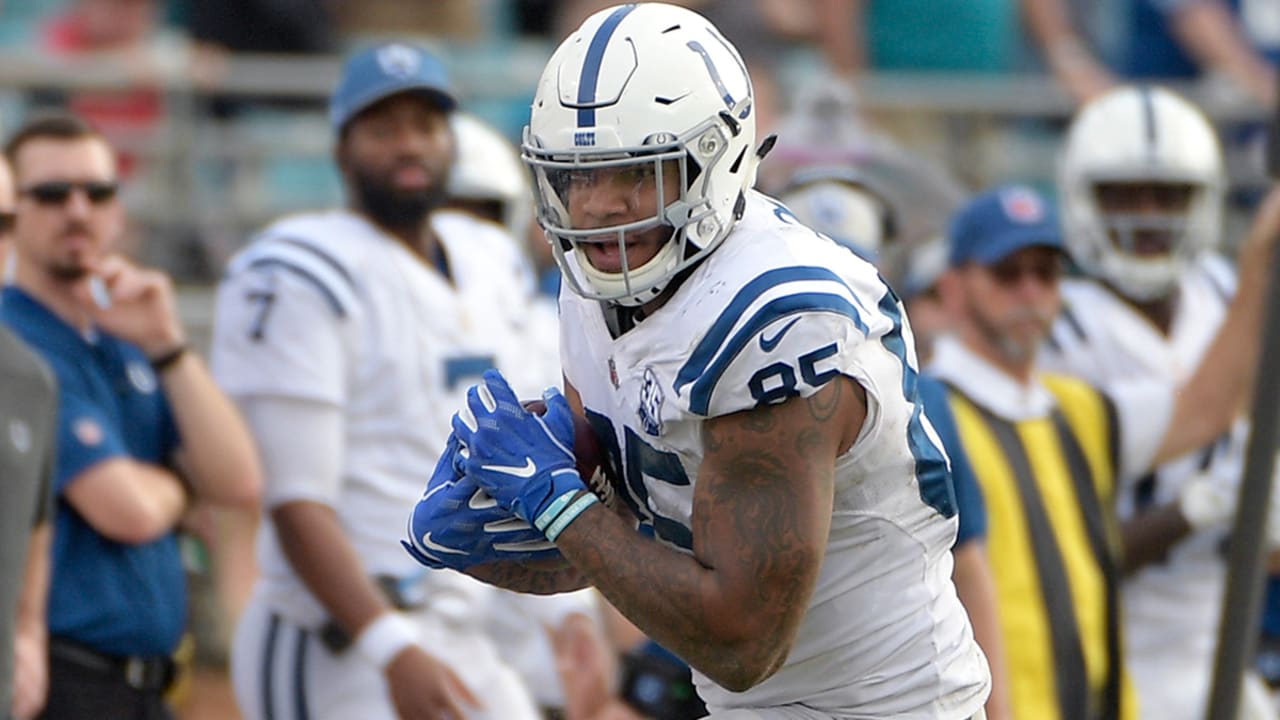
[918,372,987,547]
[0,286,184,657]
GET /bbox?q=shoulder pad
[228,229,361,319]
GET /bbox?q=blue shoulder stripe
[244,258,348,318]
[274,237,357,292]
[686,292,868,416]
[877,291,955,517]
[675,266,865,397]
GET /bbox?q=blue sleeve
[53,388,129,493]
[1262,575,1280,637]
[917,373,987,546]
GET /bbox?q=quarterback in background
[212,43,543,720]
[406,4,991,719]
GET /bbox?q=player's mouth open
[581,237,645,273]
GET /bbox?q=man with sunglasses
[928,182,1280,720]
[0,112,262,720]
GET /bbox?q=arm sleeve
[54,389,130,494]
[236,394,345,509]
[918,373,986,545]
[1107,378,1176,481]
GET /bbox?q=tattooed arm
[466,556,591,595]
[552,376,866,692]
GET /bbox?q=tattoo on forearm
[466,560,588,595]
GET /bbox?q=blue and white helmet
[522,3,758,307]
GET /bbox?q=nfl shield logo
[638,367,664,437]
[999,186,1044,224]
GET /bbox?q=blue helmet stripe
[1139,85,1158,162]
[675,266,866,396]
[577,4,636,128]
[686,292,869,416]
[685,41,735,110]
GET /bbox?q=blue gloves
[402,434,561,571]
[452,370,595,539]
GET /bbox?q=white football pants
[231,592,540,720]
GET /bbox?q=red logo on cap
[73,417,103,447]
[1000,187,1044,224]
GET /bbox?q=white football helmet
[522,2,758,307]
[777,166,894,259]
[1059,85,1224,300]
[448,113,533,242]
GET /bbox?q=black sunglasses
[21,180,119,206]
[988,255,1064,287]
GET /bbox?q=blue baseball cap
[329,43,457,132]
[947,185,1063,267]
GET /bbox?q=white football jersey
[1039,255,1247,715]
[212,209,545,626]
[559,191,990,717]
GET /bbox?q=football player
[407,4,992,718]
[1041,84,1280,720]
[211,44,544,720]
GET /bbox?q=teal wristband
[545,492,599,542]
[534,490,580,532]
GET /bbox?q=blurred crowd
[3,1,1280,720]
[0,0,1272,281]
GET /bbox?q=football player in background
[211,44,543,720]
[406,4,992,718]
[1040,84,1280,720]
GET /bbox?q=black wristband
[149,344,188,373]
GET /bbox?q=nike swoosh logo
[420,532,467,555]
[759,317,801,352]
[481,457,537,478]
[468,489,498,510]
